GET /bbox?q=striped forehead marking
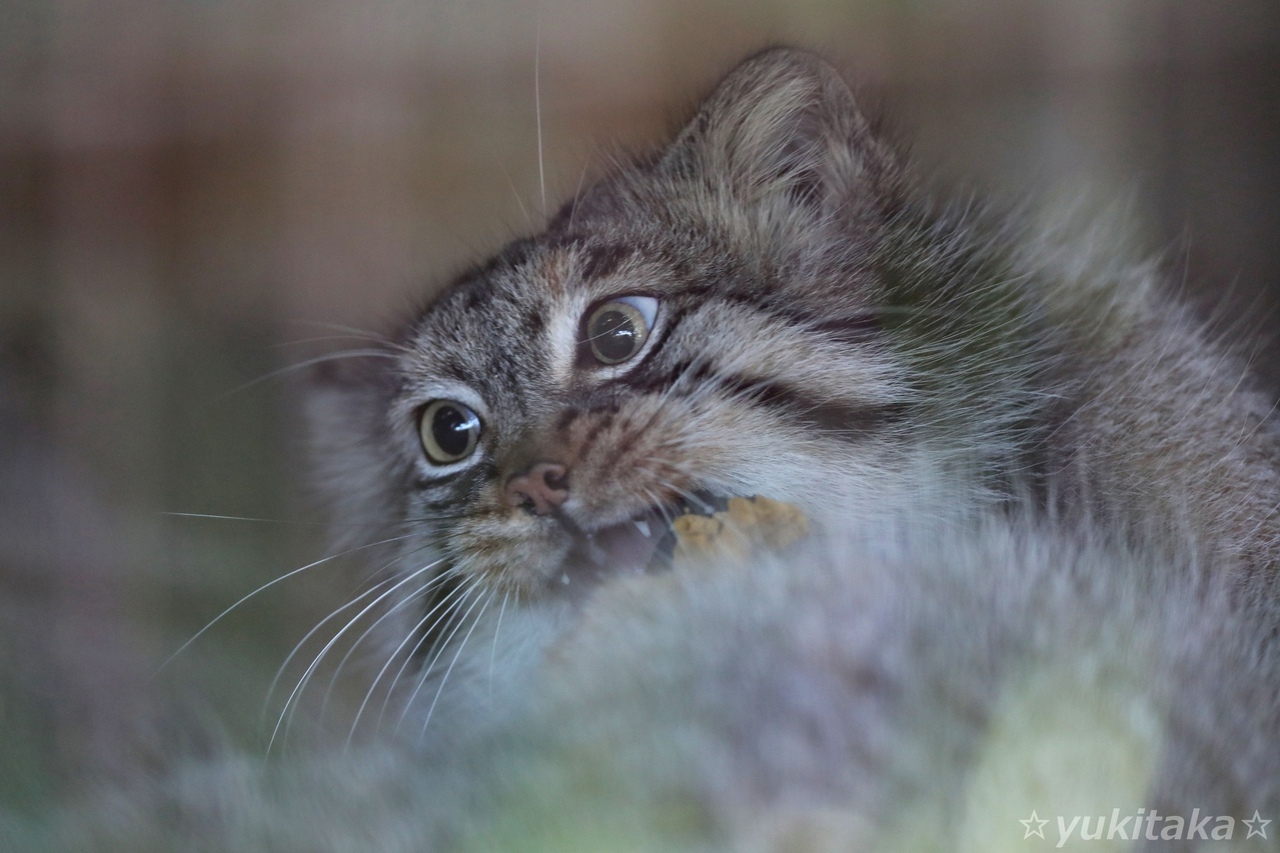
[543,292,582,387]
[529,248,589,387]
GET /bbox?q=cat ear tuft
[664,48,895,212]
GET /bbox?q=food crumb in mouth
[671,496,808,566]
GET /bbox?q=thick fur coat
[27,48,1280,852]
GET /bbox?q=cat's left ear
[662,48,897,214]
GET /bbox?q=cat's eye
[585,296,658,365]
[419,400,482,465]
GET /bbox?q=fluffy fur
[29,47,1280,851]
[39,518,1280,851]
[307,46,1280,731]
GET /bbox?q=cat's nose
[504,462,570,515]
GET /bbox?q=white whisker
[154,531,432,681]
[283,319,414,354]
[317,567,459,727]
[215,350,399,401]
[488,588,511,700]
[534,13,546,215]
[419,588,495,740]
[266,557,449,755]
[346,575,474,746]
[499,160,534,231]
[567,152,591,231]
[395,580,487,732]
[162,511,329,525]
[263,569,401,725]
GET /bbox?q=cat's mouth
[553,491,731,591]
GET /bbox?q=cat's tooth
[633,519,651,538]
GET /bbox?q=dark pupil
[591,309,638,361]
[432,405,473,457]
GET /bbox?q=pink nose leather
[504,462,569,515]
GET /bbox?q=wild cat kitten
[40,48,1280,851]
[309,46,1280,716]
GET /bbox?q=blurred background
[1,0,1278,825]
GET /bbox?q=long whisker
[163,511,331,526]
[152,531,432,680]
[271,566,444,751]
[291,320,386,338]
[420,589,495,740]
[342,573,474,746]
[394,579,483,732]
[262,569,402,725]
[534,12,546,215]
[316,574,448,726]
[272,335,390,350]
[293,568,453,742]
[372,576,469,736]
[216,349,399,402]
[488,588,511,700]
[567,152,591,232]
[165,509,475,531]
[275,556,452,736]
[498,161,534,230]
[266,556,448,755]
[282,319,414,354]
[265,536,440,725]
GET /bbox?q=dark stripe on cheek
[616,358,715,396]
[415,469,469,491]
[715,297,882,347]
[720,374,908,439]
[579,412,616,454]
[636,297,880,383]
[415,458,495,496]
[620,361,904,440]
[555,407,582,432]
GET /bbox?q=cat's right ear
[661,47,898,216]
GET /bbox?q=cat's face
[316,50,923,606]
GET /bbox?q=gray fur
[34,47,1280,851]
[309,46,1280,727]
[42,517,1280,851]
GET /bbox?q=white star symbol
[1020,809,1048,840]
[1244,810,1271,840]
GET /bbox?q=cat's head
[311,49,988,606]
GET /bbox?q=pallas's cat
[46,48,1280,852]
